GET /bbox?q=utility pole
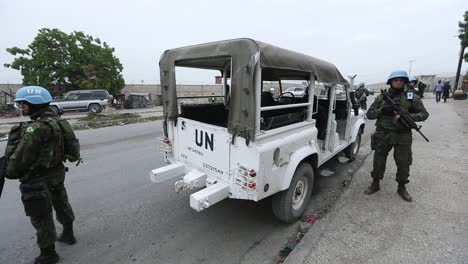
[453,45,466,99]
[408,60,415,76]
[453,19,467,100]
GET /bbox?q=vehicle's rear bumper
[150,163,230,212]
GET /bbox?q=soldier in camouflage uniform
[5,86,76,264]
[406,76,418,93]
[365,71,429,202]
[355,82,369,110]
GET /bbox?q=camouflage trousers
[20,180,75,249]
[370,129,413,184]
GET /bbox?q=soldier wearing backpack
[5,86,80,264]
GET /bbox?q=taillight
[235,166,258,191]
[159,137,173,158]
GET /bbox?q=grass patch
[72,114,160,130]
[79,112,141,121]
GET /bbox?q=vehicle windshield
[284,87,304,92]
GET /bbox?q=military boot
[57,224,76,245]
[397,184,413,202]
[34,245,59,264]
[364,180,380,195]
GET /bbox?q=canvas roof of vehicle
[159,38,348,142]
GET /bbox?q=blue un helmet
[408,76,417,83]
[359,82,365,88]
[14,86,52,104]
[386,70,409,85]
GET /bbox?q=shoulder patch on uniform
[25,126,36,134]
[407,92,413,100]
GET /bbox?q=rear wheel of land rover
[88,103,102,113]
[272,162,314,223]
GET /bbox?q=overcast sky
[0,0,466,85]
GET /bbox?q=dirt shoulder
[0,110,163,140]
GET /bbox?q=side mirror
[347,74,357,79]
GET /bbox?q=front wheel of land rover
[272,162,314,223]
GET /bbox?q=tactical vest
[355,88,365,99]
[376,91,414,131]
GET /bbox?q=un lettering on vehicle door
[176,118,230,178]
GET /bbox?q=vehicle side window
[78,93,92,100]
[91,91,108,99]
[260,69,310,130]
[67,93,79,100]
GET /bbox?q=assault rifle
[382,93,429,142]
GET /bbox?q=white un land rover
[150,39,365,223]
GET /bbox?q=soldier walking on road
[5,86,78,264]
[364,70,429,202]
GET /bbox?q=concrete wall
[0,84,22,95]
[366,75,463,93]
[2,74,463,105]
[0,83,224,105]
[121,84,223,105]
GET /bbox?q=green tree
[4,28,125,96]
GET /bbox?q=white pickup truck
[150,39,365,223]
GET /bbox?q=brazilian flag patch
[25,126,36,134]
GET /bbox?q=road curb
[283,147,373,264]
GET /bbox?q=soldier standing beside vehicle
[355,82,369,110]
[5,86,79,264]
[365,70,429,202]
[417,80,427,98]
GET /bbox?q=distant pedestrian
[442,81,451,103]
[434,80,443,103]
[365,70,429,202]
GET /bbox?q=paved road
[0,114,374,264]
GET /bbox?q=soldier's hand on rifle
[381,106,394,116]
[393,114,401,126]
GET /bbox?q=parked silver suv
[50,89,112,114]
